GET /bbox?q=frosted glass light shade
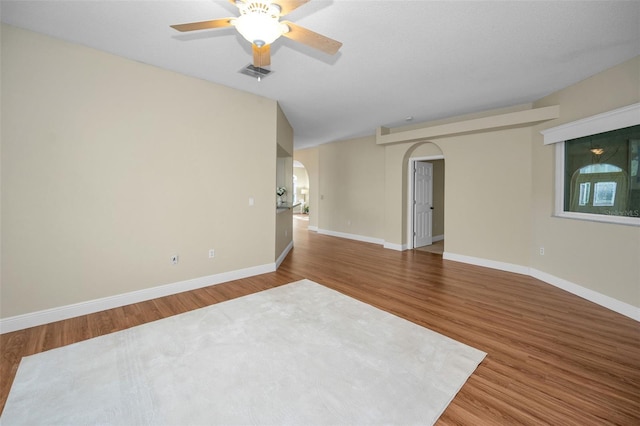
[234,13,284,46]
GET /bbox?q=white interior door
[414,161,433,248]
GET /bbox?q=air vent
[239,64,272,79]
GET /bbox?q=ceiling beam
[376,105,560,145]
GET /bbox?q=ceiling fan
[170,0,342,68]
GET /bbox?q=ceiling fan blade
[253,44,271,67]
[170,18,234,32]
[281,21,342,55]
[274,0,310,17]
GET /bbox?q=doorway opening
[408,155,445,250]
[293,160,310,215]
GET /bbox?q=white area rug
[2,279,486,425]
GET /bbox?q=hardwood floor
[414,239,445,255]
[1,218,639,424]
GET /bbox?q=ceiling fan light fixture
[234,11,283,46]
[234,1,284,46]
[170,0,342,68]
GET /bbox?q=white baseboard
[317,228,384,246]
[6,249,635,334]
[0,263,276,334]
[443,251,639,322]
[276,241,294,268]
[308,225,318,232]
[383,242,407,251]
[433,234,444,242]
[443,252,530,275]
[315,227,407,251]
[530,269,640,322]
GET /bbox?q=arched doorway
[406,143,445,250]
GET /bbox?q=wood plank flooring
[1,217,639,424]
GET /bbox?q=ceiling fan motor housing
[240,1,281,18]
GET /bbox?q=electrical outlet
[539,247,545,255]
[171,255,179,264]
[208,249,215,258]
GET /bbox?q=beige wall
[1,25,280,318]
[318,136,386,239]
[433,128,532,266]
[277,105,294,156]
[303,125,531,267]
[303,56,639,310]
[531,56,640,307]
[275,105,293,259]
[432,160,445,238]
[275,207,292,260]
[377,128,532,265]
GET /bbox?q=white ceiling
[2,1,639,149]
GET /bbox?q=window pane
[593,182,616,206]
[578,182,590,206]
[564,124,640,219]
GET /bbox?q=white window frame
[542,102,640,226]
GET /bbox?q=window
[563,126,638,221]
[541,103,640,226]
